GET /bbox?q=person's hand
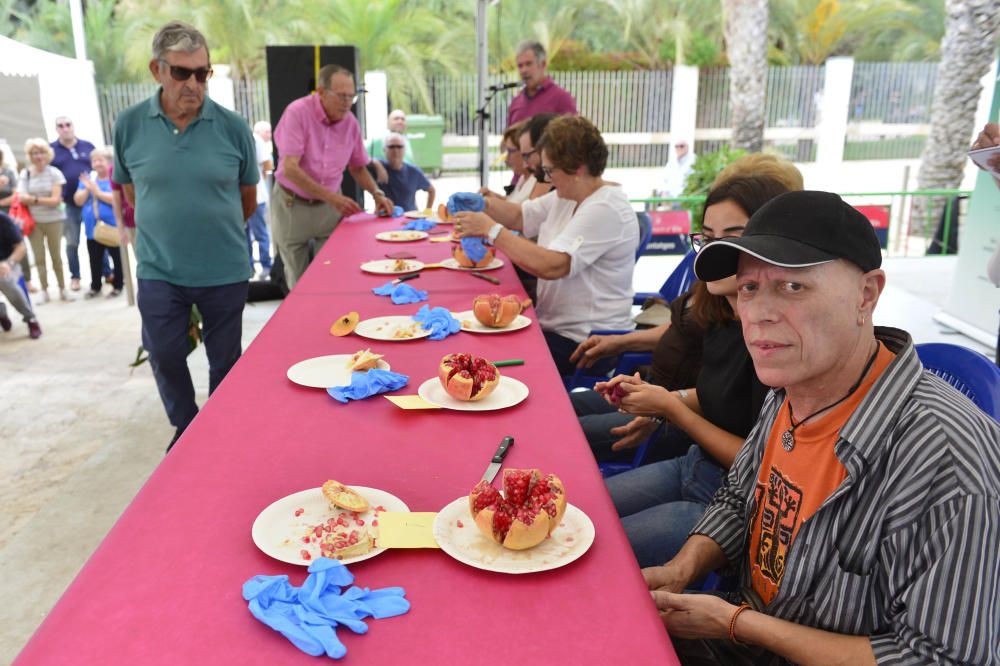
[80,172,94,191]
[618,381,679,418]
[570,334,624,367]
[118,226,130,247]
[372,161,389,185]
[0,259,11,279]
[594,372,644,405]
[642,561,688,593]
[453,211,494,238]
[447,192,486,215]
[609,416,659,451]
[373,193,395,217]
[479,187,502,200]
[972,123,1000,171]
[328,193,362,217]
[651,591,738,641]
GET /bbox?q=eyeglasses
[540,165,556,178]
[57,122,72,128]
[689,229,745,250]
[520,149,537,161]
[161,61,213,83]
[326,90,362,104]
[385,145,405,150]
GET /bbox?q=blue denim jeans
[137,279,248,432]
[63,202,83,279]
[571,388,692,463]
[606,445,725,567]
[246,202,272,271]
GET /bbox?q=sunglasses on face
[385,145,405,150]
[57,122,72,128]
[161,61,213,83]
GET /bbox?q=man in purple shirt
[271,64,393,288]
[50,116,96,291]
[506,41,578,127]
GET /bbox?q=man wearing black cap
[643,191,1000,664]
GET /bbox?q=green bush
[681,145,747,230]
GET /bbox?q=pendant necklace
[781,341,881,452]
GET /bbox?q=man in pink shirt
[272,64,393,288]
[506,41,578,127]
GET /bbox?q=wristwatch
[486,223,504,244]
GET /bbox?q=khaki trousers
[269,183,342,290]
[28,220,66,291]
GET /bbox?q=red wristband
[729,603,751,645]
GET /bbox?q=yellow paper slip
[377,512,440,548]
[384,395,441,409]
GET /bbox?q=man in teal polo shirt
[113,20,258,451]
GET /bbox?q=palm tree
[916,0,1000,226]
[487,0,585,72]
[600,0,721,67]
[723,0,769,152]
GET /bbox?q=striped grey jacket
[692,327,1000,664]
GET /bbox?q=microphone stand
[475,86,506,189]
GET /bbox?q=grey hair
[516,40,546,64]
[152,21,209,62]
[384,132,407,148]
[253,120,271,133]
[318,64,353,90]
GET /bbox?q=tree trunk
[723,0,769,153]
[915,0,1000,231]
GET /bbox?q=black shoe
[27,319,42,339]
[166,427,185,453]
[0,311,10,332]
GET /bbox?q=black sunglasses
[385,145,405,150]
[162,61,213,83]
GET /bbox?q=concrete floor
[1,245,994,664]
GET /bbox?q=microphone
[489,82,520,91]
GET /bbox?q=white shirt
[254,135,271,205]
[522,185,638,342]
[506,173,537,205]
[658,151,695,198]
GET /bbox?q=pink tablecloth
[16,214,679,665]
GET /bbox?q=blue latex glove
[459,237,488,263]
[446,192,485,215]
[244,559,411,660]
[412,305,461,341]
[378,205,405,218]
[401,218,436,231]
[372,281,429,304]
[327,368,409,403]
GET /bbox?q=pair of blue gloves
[243,558,410,659]
[447,193,490,263]
[401,218,436,231]
[378,205,405,218]
[327,368,409,403]
[413,305,460,340]
[372,281,428,304]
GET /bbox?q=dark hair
[690,175,792,329]
[524,113,558,148]
[538,116,608,177]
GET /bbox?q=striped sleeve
[870,495,1000,664]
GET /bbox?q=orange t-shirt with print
[748,343,895,606]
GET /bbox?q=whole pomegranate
[472,294,532,328]
[452,244,496,268]
[438,353,500,401]
[469,469,566,550]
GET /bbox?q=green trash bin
[405,114,444,178]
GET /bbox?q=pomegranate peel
[331,312,360,336]
[321,480,370,513]
[451,244,496,268]
[468,468,566,550]
[438,353,500,401]
[472,294,532,328]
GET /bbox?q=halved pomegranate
[438,353,500,401]
[472,294,532,328]
[452,244,496,268]
[469,468,566,550]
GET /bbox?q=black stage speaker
[265,45,366,204]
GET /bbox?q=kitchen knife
[481,436,514,483]
[469,271,500,285]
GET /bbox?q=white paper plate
[440,257,504,272]
[417,376,528,411]
[375,230,429,242]
[453,310,532,334]
[361,259,426,274]
[403,210,437,220]
[252,486,410,567]
[286,354,391,389]
[355,315,431,341]
[432,497,594,574]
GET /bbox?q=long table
[17,213,679,665]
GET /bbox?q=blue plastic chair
[635,212,653,261]
[915,343,1000,421]
[633,248,697,306]
[597,422,662,477]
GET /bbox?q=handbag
[9,193,36,236]
[91,191,120,247]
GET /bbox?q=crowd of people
[2,20,999,664]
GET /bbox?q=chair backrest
[635,212,653,262]
[658,249,697,301]
[915,342,1000,420]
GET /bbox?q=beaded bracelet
[729,603,751,644]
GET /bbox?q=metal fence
[234,79,270,126]
[97,81,159,144]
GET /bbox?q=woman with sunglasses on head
[454,115,639,375]
[600,174,800,570]
[17,138,69,302]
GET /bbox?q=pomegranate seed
[355,519,365,526]
[300,550,312,560]
[372,519,378,526]
[294,508,304,517]
[456,520,464,528]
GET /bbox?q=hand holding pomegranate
[453,210,494,238]
[651,591,740,641]
[595,372,643,406]
[569,334,626,368]
[616,381,683,420]
[609,416,660,452]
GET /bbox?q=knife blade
[391,273,421,285]
[481,436,514,483]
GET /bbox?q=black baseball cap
[693,190,882,281]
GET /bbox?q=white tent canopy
[0,35,103,165]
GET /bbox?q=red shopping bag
[8,194,36,236]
